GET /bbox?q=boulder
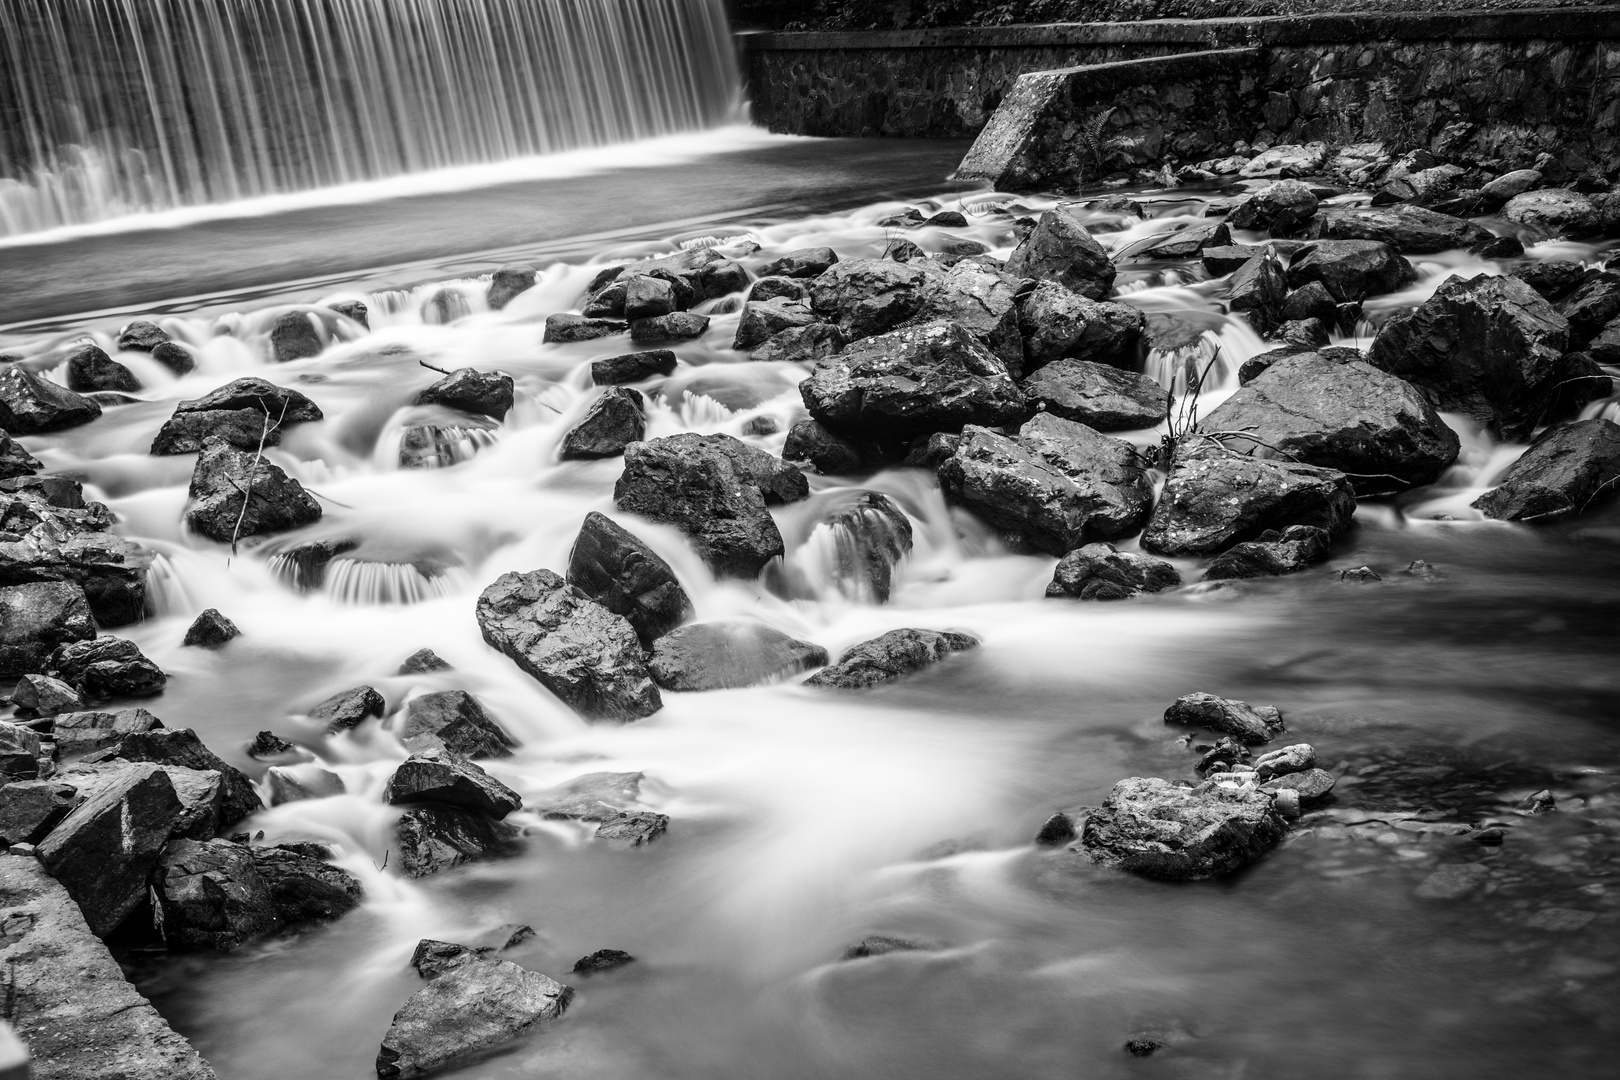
[614,433,808,578]
[399,648,452,674]
[475,570,661,722]
[150,839,279,950]
[394,805,523,878]
[1228,180,1318,231]
[184,438,321,543]
[108,727,261,825]
[937,413,1154,555]
[544,314,627,343]
[1473,418,1620,522]
[1279,281,1339,326]
[1252,742,1316,779]
[1502,189,1600,236]
[251,844,365,925]
[1510,260,1587,302]
[62,759,222,841]
[311,684,385,732]
[150,341,196,375]
[804,628,978,690]
[531,771,645,823]
[1017,281,1145,373]
[400,690,518,757]
[1367,273,1598,440]
[808,258,931,340]
[36,763,183,935]
[182,608,240,648]
[1302,205,1492,253]
[1075,776,1288,880]
[9,673,82,717]
[376,957,571,1079]
[1204,524,1332,579]
[733,298,819,350]
[64,343,140,393]
[116,320,171,352]
[0,581,95,676]
[1134,221,1231,262]
[746,276,811,303]
[414,368,515,422]
[591,349,677,385]
[1241,143,1327,177]
[1554,271,1620,349]
[486,265,537,311]
[648,623,828,691]
[811,491,914,602]
[265,763,346,805]
[1481,169,1542,203]
[1227,253,1287,323]
[800,320,1026,443]
[759,247,839,279]
[909,259,1028,374]
[565,512,692,646]
[630,312,709,342]
[1142,452,1356,556]
[594,810,670,847]
[782,418,874,475]
[1236,344,1364,386]
[0,778,76,844]
[269,312,324,363]
[0,431,43,479]
[841,935,933,960]
[384,748,522,818]
[48,636,166,699]
[412,939,483,979]
[0,481,152,625]
[150,377,324,455]
[1003,207,1116,299]
[1164,692,1284,745]
[0,720,41,781]
[1046,543,1180,600]
[754,323,848,365]
[1197,351,1460,493]
[51,706,163,755]
[558,388,644,461]
[1259,768,1336,803]
[1202,244,1268,276]
[246,730,296,758]
[0,366,101,434]
[572,949,635,975]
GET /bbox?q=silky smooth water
[7,185,1620,1079]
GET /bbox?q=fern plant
[1074,106,1116,185]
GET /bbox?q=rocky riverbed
[1,139,1619,1078]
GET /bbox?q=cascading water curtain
[0,0,742,235]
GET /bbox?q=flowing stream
[7,185,1620,1078]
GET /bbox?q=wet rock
[1367,273,1598,440]
[1470,235,1524,259]
[412,939,482,979]
[36,763,182,935]
[269,311,324,363]
[311,684,385,732]
[1268,317,1329,350]
[1046,543,1180,601]
[9,672,82,717]
[0,778,76,844]
[394,805,523,878]
[1553,271,1620,349]
[475,570,661,722]
[1510,259,1587,302]
[938,413,1153,555]
[1338,565,1381,583]
[594,811,669,846]
[0,479,152,625]
[399,648,452,674]
[807,258,931,341]
[0,720,41,780]
[782,418,874,475]
[1004,207,1116,300]
[1473,418,1620,522]
[64,343,140,393]
[1414,861,1491,900]
[531,771,644,823]
[906,259,1027,373]
[812,491,914,602]
[1017,281,1144,373]
[1303,205,1492,254]
[754,323,848,365]
[1035,812,1077,846]
[1259,767,1336,803]
[1201,244,1267,276]
[583,279,630,318]
[623,275,678,320]
[247,730,296,758]
[566,512,691,646]
[591,349,677,384]
[400,690,519,757]
[1125,1039,1162,1057]
[1164,693,1284,745]
[151,838,278,950]
[1280,281,1339,327]
[746,276,810,303]
[558,387,644,461]
[486,265,537,311]
[1252,743,1316,779]
[1480,169,1542,203]
[1518,789,1557,815]
[384,748,521,818]
[1135,221,1231,262]
[544,314,627,343]
[760,247,839,279]
[0,431,42,479]
[183,608,240,648]
[1242,143,1327,177]
[1204,524,1332,580]
[414,368,515,422]
[733,298,820,350]
[805,628,978,690]
[1502,189,1600,236]
[648,622,827,691]
[108,727,260,825]
[884,238,926,262]
[630,312,709,342]
[1228,180,1318,231]
[49,636,166,699]
[251,843,364,925]
[265,763,345,805]
[1195,736,1250,775]
[1142,452,1356,557]
[741,415,779,436]
[375,956,571,1078]
[1077,776,1287,880]
[116,320,171,352]
[0,581,96,677]
[1227,253,1288,324]
[572,949,634,975]
[1197,351,1459,494]
[841,935,932,960]
[184,437,321,543]
[614,433,808,578]
[150,376,324,455]
[52,706,162,755]
[0,365,101,434]
[902,431,961,470]
[328,300,369,327]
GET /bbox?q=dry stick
[418,359,453,375]
[229,398,290,559]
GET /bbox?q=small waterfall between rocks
[0,0,741,235]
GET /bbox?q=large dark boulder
[476,570,661,722]
[52,706,162,755]
[0,778,76,844]
[415,368,515,421]
[486,265,537,311]
[64,344,140,393]
[565,512,691,646]
[1134,221,1230,261]
[250,844,365,925]
[805,628,978,690]
[614,433,808,578]
[1228,180,1317,231]
[1227,253,1288,326]
[630,312,709,342]
[544,314,627,343]
[375,957,571,1078]
[755,323,848,365]
[0,581,96,676]
[1017,282,1144,373]
[648,622,828,691]
[1367,274,1600,440]
[1502,189,1600,236]
[1473,418,1620,522]
[0,366,101,434]
[591,349,677,385]
[759,247,839,279]
[1142,452,1356,556]
[151,839,278,950]
[108,727,260,825]
[800,320,1026,443]
[910,260,1028,374]
[1164,692,1285,744]
[809,258,931,340]
[117,319,171,352]
[1197,351,1460,494]
[269,311,324,363]
[384,748,522,818]
[311,684,385,732]
[1303,205,1492,253]
[151,377,323,455]
[1046,543,1180,600]
[400,690,518,757]
[1204,525,1332,580]
[733,298,820,350]
[394,804,523,879]
[782,418,874,475]
[1023,359,1167,432]
[0,479,151,626]
[1554,271,1620,349]
[938,413,1153,555]
[1511,260,1587,302]
[1004,207,1116,299]
[49,636,167,700]
[11,672,83,717]
[624,275,678,321]
[1285,240,1415,302]
[558,387,644,461]
[184,437,322,543]
[1075,777,1288,880]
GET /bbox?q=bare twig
[417,360,453,376]
[229,399,289,557]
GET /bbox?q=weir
[0,0,742,236]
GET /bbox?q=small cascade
[785,492,916,604]
[398,424,501,469]
[142,552,193,618]
[323,559,469,606]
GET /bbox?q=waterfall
[0,0,742,236]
